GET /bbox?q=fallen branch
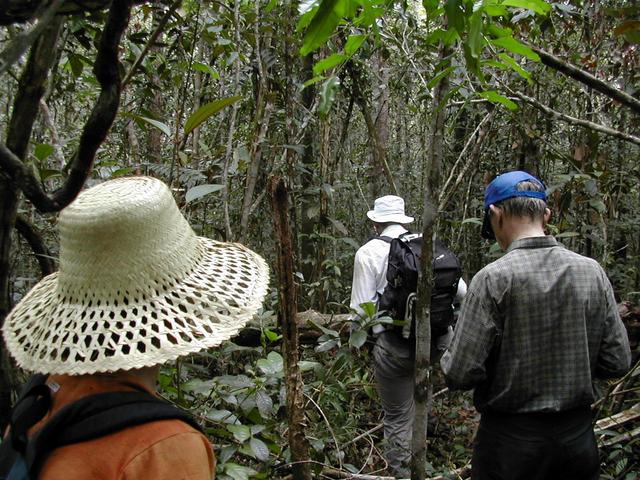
[322,465,471,480]
[599,426,640,448]
[595,403,640,434]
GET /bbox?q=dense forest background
[0,0,638,479]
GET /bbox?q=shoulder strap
[25,391,203,478]
[370,235,392,244]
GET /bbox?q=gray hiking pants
[373,333,414,477]
[373,329,452,478]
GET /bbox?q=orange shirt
[34,373,215,480]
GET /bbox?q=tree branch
[0,0,148,25]
[0,0,65,75]
[121,0,182,89]
[0,0,134,212]
[14,214,55,276]
[525,43,640,115]
[511,91,640,146]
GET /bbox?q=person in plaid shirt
[441,171,631,480]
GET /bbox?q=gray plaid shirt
[441,236,631,413]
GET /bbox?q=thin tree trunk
[268,177,312,480]
[0,15,63,429]
[411,38,452,479]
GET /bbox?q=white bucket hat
[2,176,269,375]
[366,195,414,224]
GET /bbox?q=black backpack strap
[0,375,51,480]
[25,391,203,478]
[366,235,392,244]
[8,375,51,452]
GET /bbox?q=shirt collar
[506,235,559,253]
[380,224,408,238]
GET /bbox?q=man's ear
[489,204,501,219]
[543,207,551,225]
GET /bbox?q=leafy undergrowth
[160,330,639,480]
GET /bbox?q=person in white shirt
[349,195,466,477]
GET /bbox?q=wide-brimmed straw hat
[2,176,269,375]
[366,195,414,224]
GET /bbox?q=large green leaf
[129,114,172,137]
[490,36,540,61]
[224,463,258,480]
[318,76,341,117]
[497,53,531,80]
[300,0,342,56]
[344,33,366,55]
[227,424,251,443]
[249,438,270,461]
[313,53,347,76]
[185,184,224,203]
[445,0,465,34]
[479,90,518,110]
[467,9,484,60]
[183,96,242,135]
[501,0,551,15]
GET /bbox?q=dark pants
[472,407,599,480]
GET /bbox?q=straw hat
[366,195,414,224]
[2,176,269,375]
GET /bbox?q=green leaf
[34,143,54,162]
[68,54,84,77]
[257,351,284,375]
[556,231,580,238]
[185,184,224,203]
[501,0,551,15]
[135,116,172,137]
[490,36,540,61]
[192,61,219,79]
[313,53,347,76]
[422,0,439,15]
[497,53,531,80]
[318,76,341,117]
[484,4,508,16]
[445,0,465,34]
[227,424,251,443]
[588,199,607,213]
[300,0,342,56]
[467,10,484,60]
[255,390,274,418]
[344,34,366,55]
[461,217,483,226]
[206,408,239,424]
[349,329,368,348]
[224,462,258,480]
[250,438,270,461]
[427,65,455,89]
[184,96,242,135]
[303,75,326,87]
[360,301,377,319]
[111,167,134,178]
[478,90,518,110]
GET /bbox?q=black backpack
[0,374,203,480]
[377,233,461,340]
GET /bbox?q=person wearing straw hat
[2,176,269,479]
[441,171,631,480]
[349,195,465,478]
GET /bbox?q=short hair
[497,180,547,222]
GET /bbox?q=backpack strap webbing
[24,391,203,478]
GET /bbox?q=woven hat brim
[2,238,269,375]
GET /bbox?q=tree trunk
[411,38,452,479]
[268,177,312,480]
[0,15,64,429]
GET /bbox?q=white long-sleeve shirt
[349,225,467,334]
